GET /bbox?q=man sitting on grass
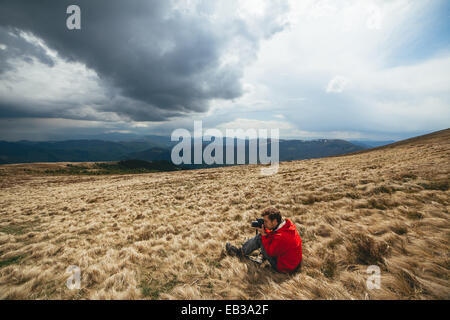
[226,207,302,273]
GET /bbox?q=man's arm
[256,225,268,236]
[261,232,282,257]
[256,225,283,257]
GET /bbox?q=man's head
[262,207,282,230]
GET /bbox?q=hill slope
[0,129,448,299]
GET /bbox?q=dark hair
[262,207,282,224]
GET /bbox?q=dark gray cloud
[0,0,288,121]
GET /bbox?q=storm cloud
[0,0,289,121]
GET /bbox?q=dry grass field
[0,129,449,300]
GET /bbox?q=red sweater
[261,219,302,273]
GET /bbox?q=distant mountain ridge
[349,140,396,148]
[0,136,366,165]
[0,140,148,164]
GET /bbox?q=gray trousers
[242,234,278,271]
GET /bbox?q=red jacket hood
[270,218,295,233]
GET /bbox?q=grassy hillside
[0,160,180,176]
[0,129,448,299]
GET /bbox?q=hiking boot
[226,243,243,257]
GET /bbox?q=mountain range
[0,135,395,165]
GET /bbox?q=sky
[0,0,449,141]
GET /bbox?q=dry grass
[0,129,449,299]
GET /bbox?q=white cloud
[222,0,449,138]
[326,76,350,93]
[288,129,366,140]
[0,35,116,121]
[366,4,384,30]
[217,118,292,131]
[105,130,133,134]
[206,0,449,139]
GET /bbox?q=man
[226,207,302,273]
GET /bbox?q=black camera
[251,218,264,228]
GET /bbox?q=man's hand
[257,225,267,236]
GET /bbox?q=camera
[251,218,264,228]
